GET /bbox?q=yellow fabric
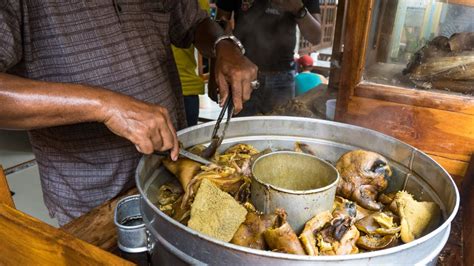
[172,0,209,96]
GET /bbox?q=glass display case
[333,0,473,180]
[330,2,473,264]
[363,0,474,96]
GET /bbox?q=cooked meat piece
[355,212,400,236]
[182,165,248,208]
[299,211,333,255]
[263,209,306,255]
[392,191,441,243]
[356,234,398,251]
[231,204,278,250]
[162,158,202,193]
[294,142,317,156]
[336,150,392,211]
[317,221,360,256]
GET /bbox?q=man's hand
[101,94,179,160]
[271,0,304,15]
[214,40,258,113]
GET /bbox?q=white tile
[0,130,35,170]
[6,165,59,227]
[199,94,223,121]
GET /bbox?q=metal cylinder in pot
[251,151,339,232]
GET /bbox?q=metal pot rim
[251,151,340,194]
[137,116,460,261]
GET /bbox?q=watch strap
[213,35,246,57]
[293,6,308,19]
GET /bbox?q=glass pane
[363,0,474,96]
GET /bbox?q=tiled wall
[0,130,58,227]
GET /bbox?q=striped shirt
[0,0,206,225]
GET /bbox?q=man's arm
[0,73,179,159]
[193,17,258,113]
[296,12,322,45]
[272,0,322,45]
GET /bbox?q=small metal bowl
[114,195,149,253]
[251,151,340,233]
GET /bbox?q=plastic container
[326,99,337,120]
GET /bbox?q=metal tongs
[201,92,235,159]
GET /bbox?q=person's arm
[271,0,322,45]
[205,7,234,103]
[193,17,258,113]
[0,73,179,159]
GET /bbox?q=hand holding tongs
[201,91,235,159]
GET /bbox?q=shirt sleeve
[169,0,208,49]
[0,1,22,72]
[304,0,321,14]
[216,0,236,12]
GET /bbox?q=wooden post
[463,156,474,266]
[61,187,138,251]
[0,165,15,208]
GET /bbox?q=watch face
[296,7,307,18]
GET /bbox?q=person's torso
[9,0,187,194]
[10,0,180,118]
[171,0,209,96]
[232,0,297,71]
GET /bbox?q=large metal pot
[136,117,459,265]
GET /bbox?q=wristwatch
[293,6,308,19]
[213,35,246,57]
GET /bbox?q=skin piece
[162,158,202,194]
[231,207,278,250]
[356,234,398,251]
[336,150,392,211]
[355,212,401,236]
[263,209,306,255]
[181,165,248,208]
[294,142,317,156]
[392,191,440,243]
[299,198,362,256]
[317,220,360,256]
[0,17,257,160]
[299,211,333,256]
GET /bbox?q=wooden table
[0,165,132,265]
[0,203,132,265]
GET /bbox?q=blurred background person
[172,0,210,126]
[215,0,322,115]
[295,55,328,96]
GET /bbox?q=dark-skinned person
[172,0,210,126]
[215,0,322,115]
[0,0,257,225]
